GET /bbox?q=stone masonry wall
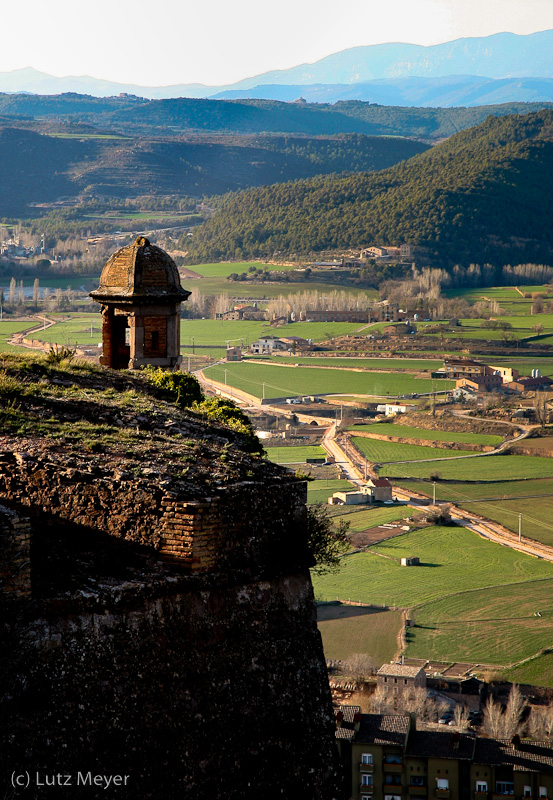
[0,452,343,798]
[0,451,309,577]
[0,504,31,599]
[3,569,342,800]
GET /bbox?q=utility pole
[262,383,265,401]
[224,369,227,385]
[519,513,522,542]
[188,355,191,373]
[433,482,437,504]
[192,336,195,354]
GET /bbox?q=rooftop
[355,714,410,746]
[474,739,553,773]
[377,663,425,678]
[90,236,190,304]
[406,730,475,761]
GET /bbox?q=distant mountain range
[212,76,553,108]
[5,30,553,105]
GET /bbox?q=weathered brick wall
[0,463,342,799]
[0,504,31,599]
[0,452,308,578]
[2,570,343,800]
[143,315,167,356]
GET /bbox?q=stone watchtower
[90,236,190,370]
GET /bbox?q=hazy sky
[6,0,553,86]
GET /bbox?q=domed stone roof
[90,236,190,304]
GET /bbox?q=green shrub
[0,371,23,397]
[307,503,350,575]
[45,345,76,364]
[145,366,203,407]
[193,397,264,455]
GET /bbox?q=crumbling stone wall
[0,504,31,599]
[0,452,309,575]
[0,456,343,800]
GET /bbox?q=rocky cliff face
[0,356,344,799]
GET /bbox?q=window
[496,782,514,795]
[151,331,159,351]
[410,776,425,786]
[539,789,548,798]
[523,788,532,798]
[476,782,488,792]
[361,796,372,800]
[384,795,401,800]
[361,774,373,787]
[385,774,401,785]
[361,753,373,765]
[437,778,449,790]
[384,754,402,764]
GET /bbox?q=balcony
[359,784,374,795]
[359,763,374,773]
[474,793,488,800]
[408,785,427,797]
[435,790,450,799]
[384,763,403,774]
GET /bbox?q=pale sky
[6,0,553,87]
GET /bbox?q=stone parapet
[0,504,31,599]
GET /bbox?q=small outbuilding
[90,236,190,370]
[376,663,427,693]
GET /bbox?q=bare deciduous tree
[453,704,470,730]
[341,653,377,683]
[501,684,526,738]
[528,704,553,740]
[482,695,504,738]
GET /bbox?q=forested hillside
[0,128,427,215]
[0,91,552,140]
[182,110,553,267]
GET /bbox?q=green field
[351,436,474,463]
[179,319,368,350]
[313,525,553,607]
[350,423,502,447]
[0,320,38,352]
[265,445,326,464]
[270,356,441,371]
[313,523,553,683]
[186,261,299,277]
[400,478,553,547]
[408,579,553,668]
[332,505,418,532]
[424,313,553,342]
[204,362,454,400]
[27,315,102,346]
[381,453,553,481]
[445,285,550,301]
[506,651,553,687]
[317,604,402,664]
[182,275,376,298]
[486,357,553,377]
[307,479,355,503]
